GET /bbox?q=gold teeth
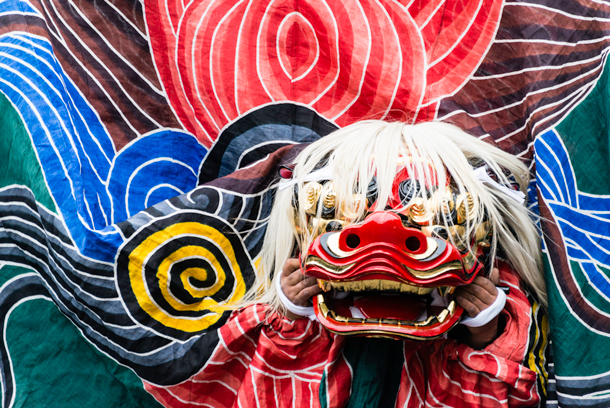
[437,286,455,297]
[317,279,439,295]
[316,294,457,328]
[456,192,477,224]
[304,182,322,216]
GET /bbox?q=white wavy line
[536,137,573,206]
[0,10,39,17]
[0,45,112,196]
[440,365,509,403]
[189,379,237,394]
[0,230,119,302]
[36,0,66,47]
[475,69,601,148]
[0,248,145,337]
[307,0,340,107]
[102,0,147,39]
[471,50,607,81]
[235,139,297,169]
[507,377,538,402]
[232,194,248,227]
[256,0,279,102]
[178,0,219,141]
[456,360,502,382]
[250,371,262,408]
[583,263,610,305]
[379,0,407,122]
[37,1,142,135]
[0,200,76,247]
[234,0,254,116]
[428,0,482,68]
[536,152,566,203]
[530,83,593,133]
[0,273,51,408]
[426,387,453,407]
[405,348,424,406]
[505,2,610,23]
[275,12,320,82]
[96,191,109,226]
[68,0,163,96]
[442,58,603,124]
[162,0,176,37]
[555,368,610,381]
[206,0,244,124]
[124,157,196,218]
[105,128,192,223]
[556,391,610,400]
[549,200,610,233]
[419,0,446,30]
[163,383,228,406]
[248,361,324,380]
[242,189,263,242]
[81,187,97,229]
[543,201,610,337]
[0,77,76,200]
[47,0,163,128]
[537,172,559,202]
[144,183,183,208]
[10,32,117,161]
[331,0,371,121]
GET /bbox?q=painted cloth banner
[0,0,609,406]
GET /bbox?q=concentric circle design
[116,211,254,340]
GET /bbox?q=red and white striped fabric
[146,266,541,407]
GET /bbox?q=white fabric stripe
[48,0,162,128]
[331,0,371,121]
[68,0,163,95]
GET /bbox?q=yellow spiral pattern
[128,221,246,333]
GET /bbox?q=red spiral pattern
[146,0,502,146]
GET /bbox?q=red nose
[336,211,429,256]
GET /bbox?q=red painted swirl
[146,0,502,146]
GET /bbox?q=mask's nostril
[346,234,360,249]
[405,236,421,252]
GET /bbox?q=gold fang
[314,295,461,340]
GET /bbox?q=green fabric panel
[0,91,56,212]
[6,293,161,407]
[544,255,610,375]
[555,61,610,195]
[343,337,404,408]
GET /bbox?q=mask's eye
[278,165,294,179]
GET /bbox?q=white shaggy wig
[245,120,546,313]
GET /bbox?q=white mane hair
[246,120,546,313]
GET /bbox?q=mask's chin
[312,279,464,340]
